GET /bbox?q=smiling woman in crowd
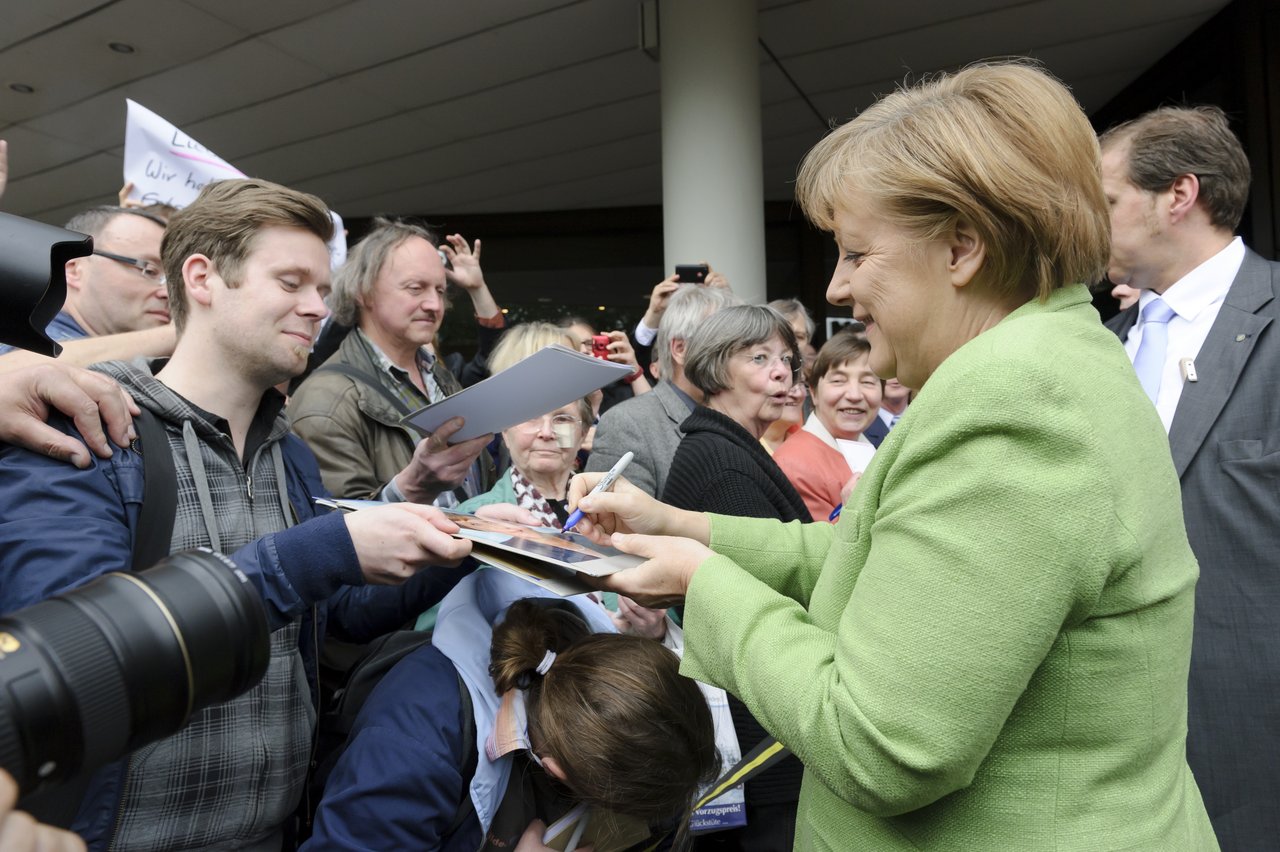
[774,328,882,520]
[569,62,1217,850]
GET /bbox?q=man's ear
[64,257,86,293]
[947,219,987,289]
[670,337,687,367]
[540,755,569,784]
[1166,173,1201,225]
[182,254,217,309]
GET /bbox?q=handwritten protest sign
[123,99,245,209]
[122,100,347,267]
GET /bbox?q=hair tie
[535,649,557,676]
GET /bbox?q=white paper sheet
[404,344,632,441]
[122,99,347,267]
[123,99,246,209]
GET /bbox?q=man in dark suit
[862,378,908,447]
[587,283,738,497]
[861,406,890,447]
[1100,105,1279,851]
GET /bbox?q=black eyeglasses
[92,250,165,283]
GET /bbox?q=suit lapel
[1167,250,1276,477]
[1106,304,1139,340]
[863,414,889,448]
[656,381,693,426]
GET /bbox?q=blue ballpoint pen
[828,503,842,521]
[562,451,634,533]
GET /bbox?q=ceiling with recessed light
[0,0,1230,227]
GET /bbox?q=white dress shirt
[634,318,658,347]
[1122,237,1245,432]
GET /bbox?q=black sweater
[662,405,809,807]
[663,406,811,524]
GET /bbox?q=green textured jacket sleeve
[706,513,835,608]
[680,351,1115,816]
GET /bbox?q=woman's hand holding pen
[566,473,709,545]
[567,472,716,608]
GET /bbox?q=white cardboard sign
[122,99,246,209]
[122,99,347,267]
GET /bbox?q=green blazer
[680,286,1218,850]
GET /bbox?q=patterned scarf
[510,467,567,528]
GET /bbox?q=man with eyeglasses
[0,206,176,372]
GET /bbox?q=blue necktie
[1132,297,1176,402]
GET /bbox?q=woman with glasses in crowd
[454,323,592,528]
[659,303,811,852]
[457,323,671,641]
[773,327,882,521]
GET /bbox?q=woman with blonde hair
[569,62,1217,850]
[458,322,593,529]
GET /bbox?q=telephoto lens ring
[0,549,269,798]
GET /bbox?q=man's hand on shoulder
[0,363,138,468]
[344,503,472,584]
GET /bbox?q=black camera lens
[0,549,269,796]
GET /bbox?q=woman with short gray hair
[661,303,810,851]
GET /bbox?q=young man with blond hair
[0,179,471,851]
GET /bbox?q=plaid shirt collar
[355,328,444,406]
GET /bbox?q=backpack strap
[446,671,477,840]
[130,406,177,571]
[314,362,414,419]
[310,633,477,841]
[24,409,178,828]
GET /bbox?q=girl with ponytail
[306,570,719,851]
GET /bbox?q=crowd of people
[0,57,1276,852]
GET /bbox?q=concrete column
[659,0,767,304]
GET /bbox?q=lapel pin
[1235,334,1247,342]
[1180,358,1198,382]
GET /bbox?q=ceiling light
[108,42,135,54]
[9,83,35,94]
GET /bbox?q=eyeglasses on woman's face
[514,413,582,434]
[741,350,801,381]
